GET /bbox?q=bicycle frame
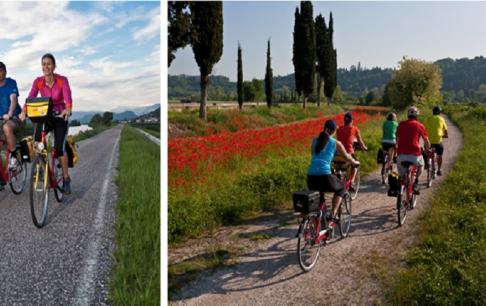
[0,139,12,183]
[35,123,62,190]
[301,198,329,244]
[400,164,416,203]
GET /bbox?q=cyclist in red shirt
[336,112,367,190]
[396,106,431,194]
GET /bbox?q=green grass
[169,104,346,137]
[389,104,486,305]
[131,123,160,138]
[109,125,160,305]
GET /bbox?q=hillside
[169,56,486,103]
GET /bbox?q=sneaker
[437,170,442,176]
[62,177,71,195]
[349,183,356,192]
[8,157,17,170]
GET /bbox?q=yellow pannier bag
[65,135,78,168]
[25,97,52,123]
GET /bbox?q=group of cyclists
[306,105,448,228]
[0,53,73,194]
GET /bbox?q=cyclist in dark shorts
[382,112,398,170]
[307,120,359,224]
[424,106,448,176]
[19,53,73,194]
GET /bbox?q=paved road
[170,116,463,305]
[0,126,121,305]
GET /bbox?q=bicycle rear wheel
[338,192,352,238]
[350,167,360,200]
[397,188,407,226]
[9,154,27,194]
[297,217,321,272]
[30,156,49,228]
[426,158,433,188]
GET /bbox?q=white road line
[136,128,160,146]
[73,131,120,305]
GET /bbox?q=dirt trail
[169,117,462,306]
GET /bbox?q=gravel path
[0,126,121,305]
[169,117,462,306]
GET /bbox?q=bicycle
[396,161,418,226]
[293,189,352,272]
[26,98,64,228]
[0,120,28,194]
[380,145,396,185]
[333,158,360,200]
[426,147,436,188]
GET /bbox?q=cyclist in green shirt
[382,112,398,170]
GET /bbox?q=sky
[168,1,486,82]
[0,1,160,112]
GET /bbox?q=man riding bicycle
[307,120,359,228]
[424,106,448,176]
[396,106,430,194]
[382,112,398,170]
[336,112,367,191]
[0,62,22,180]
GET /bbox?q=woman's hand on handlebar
[19,112,26,122]
[60,109,70,121]
[351,159,360,167]
[2,114,11,121]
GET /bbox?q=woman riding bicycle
[19,53,73,194]
[382,112,398,170]
[307,120,359,226]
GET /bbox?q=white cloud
[133,7,160,43]
[0,2,160,112]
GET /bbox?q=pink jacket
[27,74,72,113]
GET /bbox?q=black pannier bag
[293,190,320,214]
[377,147,384,164]
[387,171,401,197]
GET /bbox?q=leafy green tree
[190,2,223,120]
[102,112,113,126]
[385,57,442,109]
[89,114,102,128]
[69,120,81,127]
[237,43,243,109]
[243,81,254,102]
[292,1,315,108]
[333,85,343,103]
[265,39,273,108]
[365,90,377,104]
[168,1,191,66]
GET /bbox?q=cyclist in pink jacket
[20,53,73,194]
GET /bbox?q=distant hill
[72,103,160,124]
[110,103,160,116]
[137,107,160,120]
[114,111,137,121]
[169,56,486,103]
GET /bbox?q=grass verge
[109,125,160,305]
[389,104,486,305]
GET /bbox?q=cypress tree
[324,12,337,104]
[237,43,243,110]
[190,2,223,120]
[168,1,191,66]
[265,39,273,108]
[315,14,327,107]
[292,1,316,109]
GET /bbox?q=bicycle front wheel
[52,156,63,203]
[426,158,433,188]
[9,154,27,194]
[30,156,49,228]
[350,167,360,200]
[338,192,352,238]
[297,217,321,272]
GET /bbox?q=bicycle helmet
[433,106,442,115]
[386,112,397,121]
[407,106,420,118]
[344,112,353,124]
[324,120,337,133]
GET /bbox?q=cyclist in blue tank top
[307,120,359,224]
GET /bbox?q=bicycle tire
[426,158,433,188]
[338,192,352,238]
[397,190,407,226]
[297,217,321,272]
[53,157,63,203]
[30,156,49,228]
[350,167,360,200]
[9,154,27,194]
[381,164,387,185]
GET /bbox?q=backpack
[65,135,78,168]
[18,136,34,162]
[387,171,401,197]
